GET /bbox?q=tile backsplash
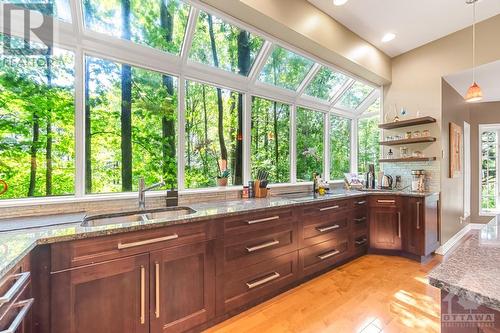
[382,160,440,192]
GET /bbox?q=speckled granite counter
[428,216,500,311]
[0,189,437,279]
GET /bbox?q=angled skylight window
[335,80,374,110]
[7,0,72,22]
[259,46,314,91]
[83,0,190,55]
[304,66,350,101]
[189,11,264,76]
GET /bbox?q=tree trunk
[202,85,209,175]
[273,102,279,181]
[84,59,92,193]
[160,0,176,185]
[28,112,39,197]
[45,47,53,195]
[235,30,250,185]
[207,15,227,162]
[121,0,133,191]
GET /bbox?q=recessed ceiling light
[381,33,396,43]
[333,0,348,6]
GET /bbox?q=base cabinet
[369,206,402,251]
[51,254,150,333]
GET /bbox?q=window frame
[478,124,500,216]
[0,0,382,206]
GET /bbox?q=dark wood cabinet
[51,254,150,333]
[369,197,403,251]
[150,241,215,333]
[404,195,440,258]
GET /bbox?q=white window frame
[0,0,382,206]
[478,124,500,216]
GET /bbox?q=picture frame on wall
[449,122,462,178]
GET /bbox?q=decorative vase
[217,177,228,187]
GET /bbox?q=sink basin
[81,207,197,227]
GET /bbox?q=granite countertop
[428,216,500,311]
[0,189,436,279]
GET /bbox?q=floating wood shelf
[378,116,437,130]
[379,157,437,163]
[379,137,437,146]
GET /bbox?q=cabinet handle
[246,272,280,289]
[353,217,367,223]
[247,216,279,225]
[316,224,340,233]
[246,240,280,253]
[355,238,368,246]
[0,298,34,333]
[140,265,145,325]
[0,272,30,305]
[355,200,367,205]
[398,212,402,238]
[319,205,340,212]
[118,234,178,250]
[416,201,421,230]
[155,262,160,319]
[317,249,341,260]
[377,199,395,204]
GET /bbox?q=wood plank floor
[205,255,442,333]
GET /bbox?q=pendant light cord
[472,1,476,82]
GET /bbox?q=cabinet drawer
[301,199,351,217]
[0,283,33,333]
[51,221,214,271]
[299,234,349,277]
[369,196,401,208]
[222,252,297,313]
[352,212,368,234]
[301,211,350,248]
[0,258,31,322]
[352,234,369,257]
[351,197,368,208]
[224,223,297,272]
[224,208,295,236]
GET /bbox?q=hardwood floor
[206,255,442,333]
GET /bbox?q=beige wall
[200,0,391,85]
[384,14,500,244]
[469,102,500,224]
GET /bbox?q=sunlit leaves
[296,107,324,181]
[335,80,374,110]
[330,115,351,180]
[305,67,349,101]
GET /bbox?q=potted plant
[216,159,230,187]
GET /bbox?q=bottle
[248,181,255,198]
[312,172,318,198]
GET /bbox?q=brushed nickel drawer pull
[316,224,340,233]
[319,205,340,212]
[356,200,367,205]
[155,262,160,319]
[377,199,395,204]
[355,238,368,246]
[246,240,280,253]
[416,201,421,230]
[246,216,279,225]
[0,272,30,305]
[398,212,402,238]
[118,234,179,249]
[246,272,280,289]
[0,298,34,333]
[318,250,341,260]
[354,217,367,223]
[140,265,145,325]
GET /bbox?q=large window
[184,80,242,189]
[0,2,381,202]
[251,97,290,183]
[85,56,177,194]
[330,116,351,180]
[296,107,324,182]
[358,115,381,175]
[0,38,75,199]
[480,127,500,213]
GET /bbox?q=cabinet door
[51,254,149,333]
[405,197,425,256]
[150,241,215,333]
[369,207,402,250]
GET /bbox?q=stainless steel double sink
[81,207,197,227]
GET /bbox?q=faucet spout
[138,177,165,210]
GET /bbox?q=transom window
[0,1,381,202]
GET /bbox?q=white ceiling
[444,60,500,103]
[307,0,500,57]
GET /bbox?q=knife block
[254,181,268,198]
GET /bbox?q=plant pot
[217,177,228,187]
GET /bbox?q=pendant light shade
[464,0,483,103]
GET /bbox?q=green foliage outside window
[0,43,75,199]
[304,67,349,101]
[336,80,374,110]
[481,131,497,210]
[296,107,324,182]
[251,97,290,183]
[330,116,351,180]
[358,115,380,175]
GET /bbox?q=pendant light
[464,0,483,103]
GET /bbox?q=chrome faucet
[138,177,166,210]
